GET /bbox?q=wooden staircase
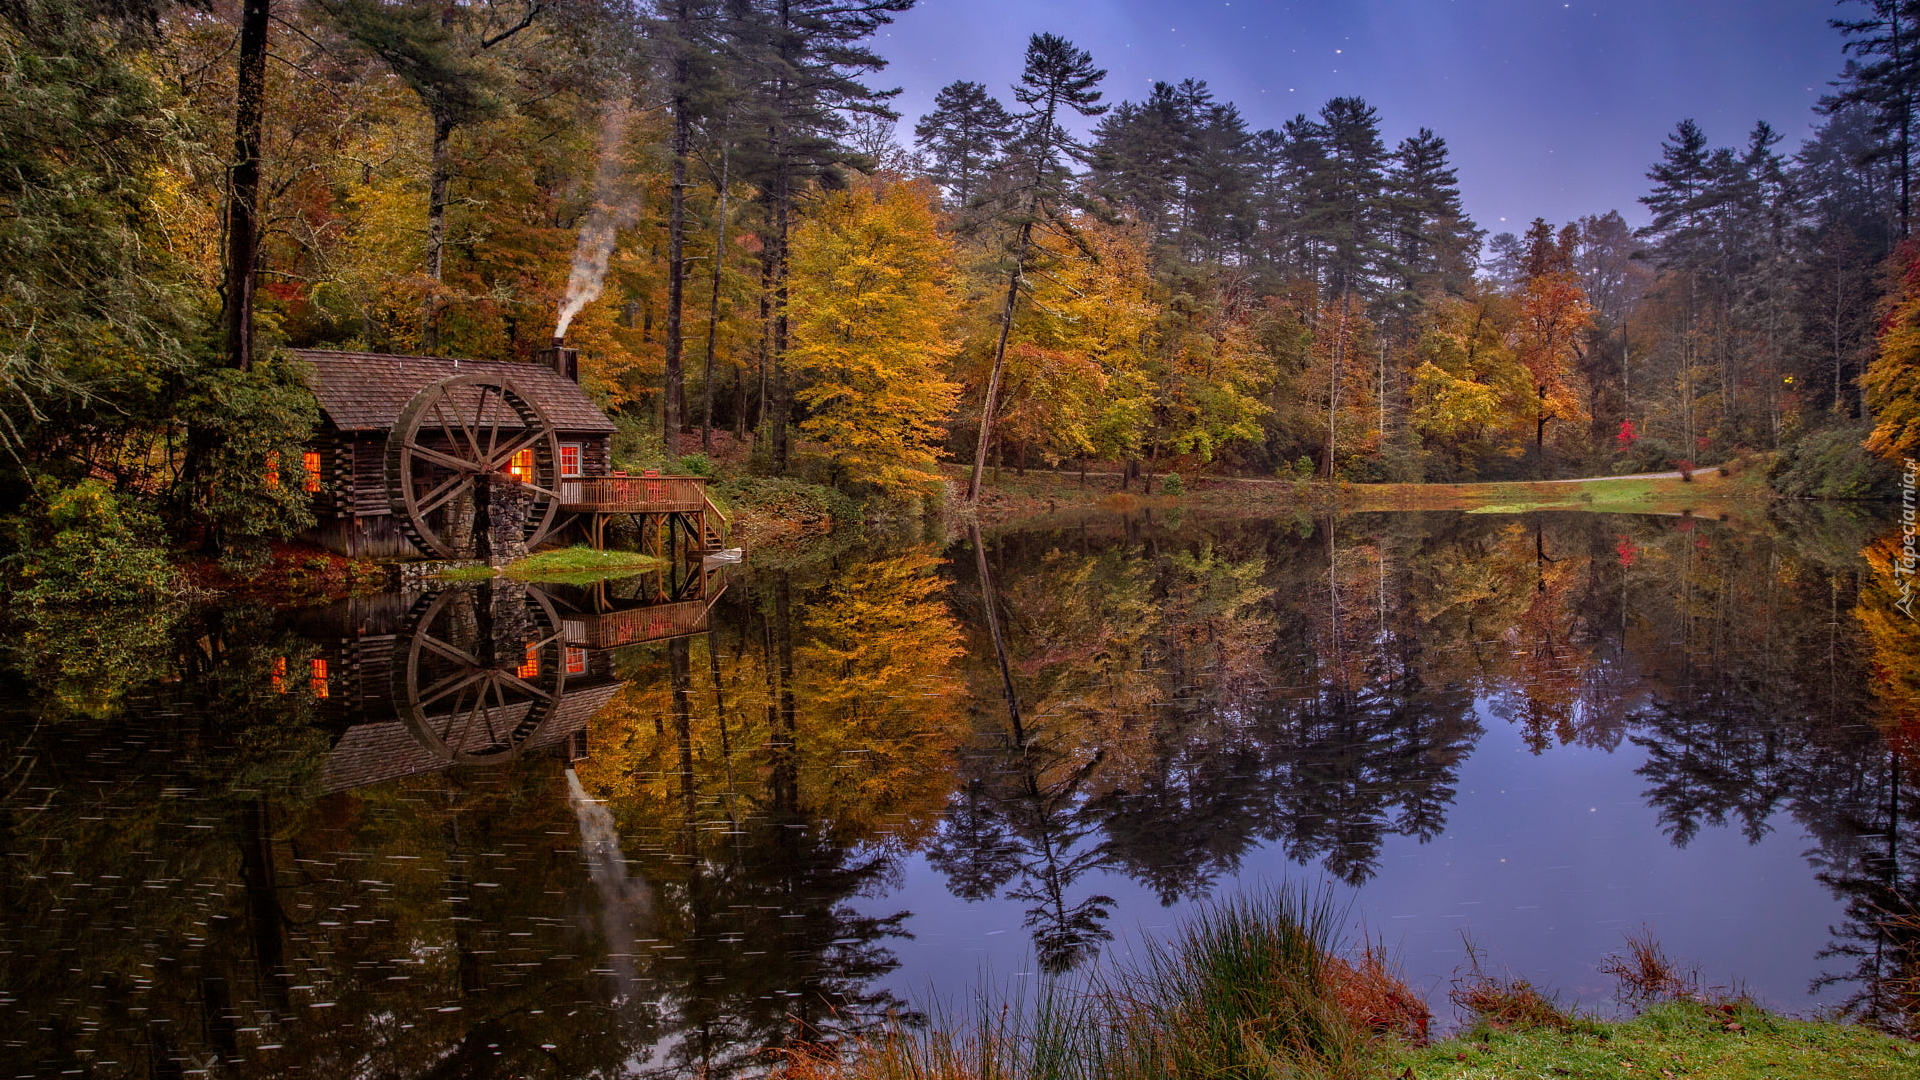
[697,492,731,553]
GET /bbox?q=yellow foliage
[789,177,963,492]
[1866,245,1920,463]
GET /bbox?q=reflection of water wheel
[386,373,562,559]
[394,585,568,763]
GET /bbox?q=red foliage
[1614,536,1637,566]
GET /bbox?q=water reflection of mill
[293,561,728,791]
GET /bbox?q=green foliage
[671,452,715,477]
[4,478,179,606]
[711,476,858,528]
[1768,423,1896,500]
[1159,471,1185,496]
[0,0,202,468]
[178,353,323,543]
[5,603,180,719]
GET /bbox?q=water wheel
[386,372,562,559]
[393,584,568,764]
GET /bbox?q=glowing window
[264,451,280,490]
[309,657,330,699]
[559,444,582,477]
[302,451,322,493]
[508,448,535,483]
[271,656,287,693]
[565,647,586,675]
[517,645,540,679]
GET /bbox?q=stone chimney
[536,338,579,382]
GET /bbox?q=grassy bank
[951,462,1778,525]
[439,546,666,582]
[773,890,1917,1080]
[1395,1001,1916,1079]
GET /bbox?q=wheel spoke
[470,385,493,459]
[497,670,555,702]
[484,427,545,471]
[481,680,505,745]
[415,472,477,517]
[418,667,489,709]
[444,681,478,747]
[429,398,478,462]
[419,633,482,668]
[408,442,484,475]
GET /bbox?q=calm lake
[3,508,1914,1076]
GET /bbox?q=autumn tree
[787,177,961,493]
[1409,288,1526,475]
[986,212,1155,471]
[1513,219,1593,452]
[966,32,1108,503]
[1866,238,1920,462]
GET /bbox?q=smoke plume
[566,767,653,1000]
[555,103,642,339]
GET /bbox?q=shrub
[1159,472,1185,496]
[1617,436,1680,475]
[1769,422,1896,499]
[6,479,179,606]
[1451,944,1572,1032]
[671,452,715,477]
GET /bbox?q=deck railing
[560,474,708,513]
[562,600,712,649]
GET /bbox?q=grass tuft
[775,887,1417,1080]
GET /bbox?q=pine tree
[733,0,912,472]
[1825,0,1920,237]
[966,32,1107,503]
[913,80,1013,211]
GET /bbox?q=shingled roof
[292,349,616,434]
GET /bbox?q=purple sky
[873,0,1839,235]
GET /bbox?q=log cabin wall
[292,350,621,559]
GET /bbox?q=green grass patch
[436,546,665,583]
[1393,1000,1920,1079]
[1465,500,1583,514]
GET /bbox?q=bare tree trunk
[968,221,1031,504]
[423,114,454,352]
[664,62,690,457]
[702,132,731,453]
[222,0,269,371]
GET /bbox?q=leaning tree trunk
[222,0,268,372]
[967,219,1032,504]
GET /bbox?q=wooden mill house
[289,344,726,561]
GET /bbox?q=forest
[2,0,1918,560]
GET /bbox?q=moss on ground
[1393,1001,1920,1079]
[437,546,665,582]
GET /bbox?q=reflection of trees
[933,518,1481,962]
[1610,513,1920,1030]
[577,548,966,1072]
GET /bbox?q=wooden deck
[558,473,730,554]
[560,475,708,513]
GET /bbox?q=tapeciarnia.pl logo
[1901,457,1918,620]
